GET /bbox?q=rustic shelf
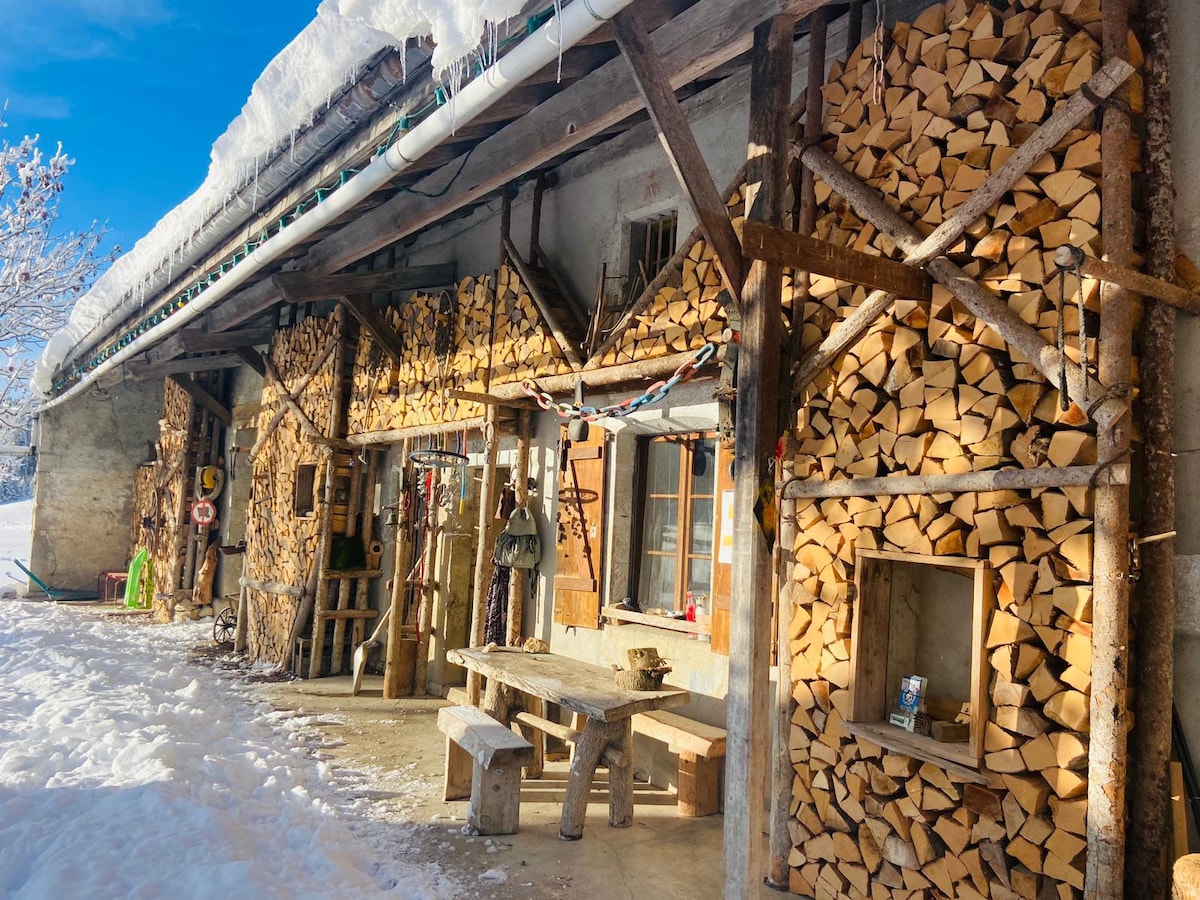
[843,720,992,786]
[602,605,713,635]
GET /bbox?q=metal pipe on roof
[43,0,640,410]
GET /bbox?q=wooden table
[448,647,690,839]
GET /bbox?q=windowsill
[602,605,713,636]
[843,720,992,786]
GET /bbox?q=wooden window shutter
[709,445,734,655]
[553,427,607,628]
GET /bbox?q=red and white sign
[191,498,217,526]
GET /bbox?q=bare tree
[0,114,116,431]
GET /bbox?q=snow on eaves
[34,0,521,396]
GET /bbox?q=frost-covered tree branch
[0,113,116,430]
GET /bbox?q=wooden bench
[631,710,727,817]
[438,705,534,835]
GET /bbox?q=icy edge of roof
[34,0,523,396]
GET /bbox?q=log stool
[438,705,533,835]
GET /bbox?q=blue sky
[0,0,317,255]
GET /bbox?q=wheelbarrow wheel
[213,607,237,645]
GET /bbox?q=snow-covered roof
[34,0,521,396]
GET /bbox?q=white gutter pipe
[41,0,637,412]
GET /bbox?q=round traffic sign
[191,498,217,526]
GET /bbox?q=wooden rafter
[502,237,584,369]
[178,327,274,352]
[124,353,243,381]
[741,219,932,299]
[272,264,457,302]
[340,295,406,367]
[168,374,232,427]
[233,347,267,377]
[611,6,744,304]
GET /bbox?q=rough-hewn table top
[448,648,690,722]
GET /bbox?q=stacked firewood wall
[348,267,572,433]
[127,378,194,595]
[243,313,342,663]
[782,1,1136,897]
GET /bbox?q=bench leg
[678,751,720,817]
[514,695,545,780]
[606,718,634,829]
[443,735,473,801]
[469,762,522,835]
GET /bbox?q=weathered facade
[30,0,1200,896]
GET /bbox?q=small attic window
[623,212,678,302]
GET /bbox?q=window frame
[846,549,994,774]
[630,430,717,615]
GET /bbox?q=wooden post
[384,443,414,699]
[725,16,792,899]
[1089,0,1134,894]
[468,409,500,705]
[770,7,824,890]
[507,409,532,647]
[1129,0,1176,895]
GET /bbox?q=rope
[520,343,717,421]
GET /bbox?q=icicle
[290,129,296,163]
[555,0,564,82]
[252,155,259,211]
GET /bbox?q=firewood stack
[243,314,342,664]
[348,267,573,435]
[127,377,195,601]
[781,0,1139,897]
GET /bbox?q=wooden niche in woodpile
[782,0,1126,897]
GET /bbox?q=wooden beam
[340,295,406,367]
[233,347,267,378]
[801,146,1126,430]
[792,56,1134,397]
[725,15,793,899]
[207,276,283,334]
[124,353,243,381]
[1061,249,1200,315]
[507,410,532,646]
[178,327,274,352]
[741,219,932,299]
[612,6,744,304]
[168,374,232,427]
[782,464,1129,500]
[1090,0,1134,894]
[502,237,584,368]
[447,388,536,409]
[490,347,718,401]
[273,264,457,302]
[345,416,495,446]
[301,0,826,277]
[1128,0,1177,895]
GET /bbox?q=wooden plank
[741,219,932,299]
[168,374,232,427]
[850,554,892,724]
[273,264,457,302]
[449,648,690,722]
[612,6,743,303]
[554,427,607,629]
[340,295,406,366]
[124,353,243,381]
[316,608,380,620]
[233,346,267,377]
[781,464,1129,499]
[1074,251,1200,314]
[178,327,274,352]
[602,604,712,633]
[842,722,991,785]
[725,16,793,899]
[301,0,826,277]
[436,705,534,768]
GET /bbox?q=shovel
[351,606,392,695]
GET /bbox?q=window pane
[689,498,714,555]
[643,497,678,552]
[639,554,677,612]
[691,438,716,496]
[646,440,681,496]
[688,558,712,598]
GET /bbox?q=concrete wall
[31,379,163,591]
[215,365,264,605]
[1172,0,1200,762]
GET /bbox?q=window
[624,212,678,302]
[846,550,994,772]
[634,432,717,614]
[294,462,318,518]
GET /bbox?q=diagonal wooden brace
[802,145,1126,430]
[249,337,339,460]
[792,56,1135,398]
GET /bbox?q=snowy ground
[0,503,467,899]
